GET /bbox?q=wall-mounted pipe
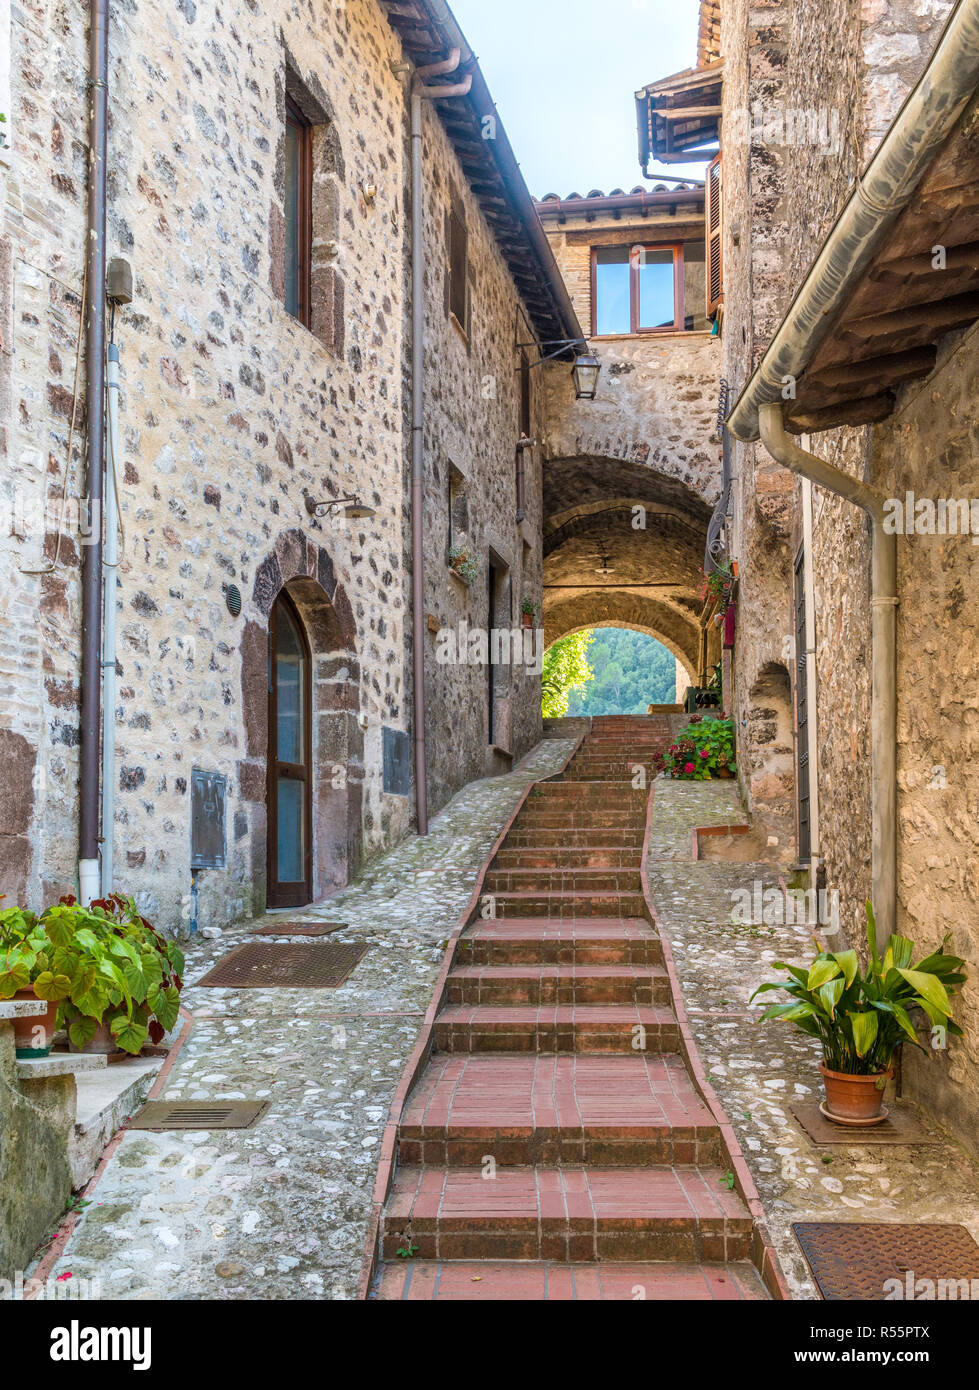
[101,342,121,896]
[78,0,110,906]
[409,49,473,837]
[759,403,897,943]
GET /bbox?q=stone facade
[0,0,553,932]
[538,197,722,682]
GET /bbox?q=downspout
[800,472,821,886]
[409,49,473,836]
[101,341,120,896]
[78,0,109,905]
[758,403,897,942]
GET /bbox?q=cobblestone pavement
[37,739,574,1301]
[647,777,979,1300]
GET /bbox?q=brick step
[399,1054,717,1164]
[492,846,641,870]
[456,918,663,966]
[530,783,645,799]
[445,963,670,1006]
[503,827,646,849]
[382,1165,753,1262]
[433,1004,679,1054]
[511,811,646,831]
[484,867,643,894]
[374,1259,770,1301]
[483,890,649,919]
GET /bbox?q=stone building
[635,0,979,1151]
[536,185,723,688]
[0,0,575,931]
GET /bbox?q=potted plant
[751,902,966,1124]
[448,544,478,587]
[54,895,184,1055]
[520,597,536,629]
[0,906,71,1057]
[699,560,735,617]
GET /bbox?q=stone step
[484,867,643,894]
[457,918,662,966]
[398,1054,720,1165]
[382,1165,753,1263]
[511,810,646,831]
[483,890,649,919]
[445,963,670,1007]
[433,1004,679,1054]
[493,846,641,870]
[529,784,645,801]
[374,1259,770,1301]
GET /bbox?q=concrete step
[382,1165,753,1262]
[398,1054,721,1166]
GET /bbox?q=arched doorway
[267,590,312,908]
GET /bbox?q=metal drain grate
[195,941,368,989]
[252,922,346,937]
[129,1100,270,1131]
[794,1222,979,1300]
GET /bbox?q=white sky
[448,0,707,195]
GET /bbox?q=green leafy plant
[520,596,536,619]
[541,630,595,718]
[396,1242,419,1259]
[448,544,478,586]
[699,561,735,614]
[661,716,734,780]
[750,902,966,1075]
[2,895,183,1055]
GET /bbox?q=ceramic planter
[521,613,534,629]
[11,990,59,1057]
[68,1020,117,1055]
[819,1060,891,1123]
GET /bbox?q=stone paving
[647,776,979,1300]
[35,739,574,1301]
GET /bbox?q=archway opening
[542,625,688,718]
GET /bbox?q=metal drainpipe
[758,402,897,943]
[409,50,472,836]
[78,0,110,906]
[101,341,120,896]
[800,469,822,889]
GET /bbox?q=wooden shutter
[448,203,469,330]
[706,153,723,319]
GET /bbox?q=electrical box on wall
[191,769,227,869]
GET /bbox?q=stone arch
[743,660,796,861]
[240,528,362,905]
[543,591,701,677]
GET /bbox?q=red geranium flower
[684,762,695,774]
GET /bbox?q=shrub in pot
[751,902,966,1123]
[0,906,72,1056]
[661,716,735,781]
[53,894,184,1055]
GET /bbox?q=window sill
[449,312,470,348]
[447,566,472,592]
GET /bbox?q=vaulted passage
[543,458,712,683]
[372,718,769,1299]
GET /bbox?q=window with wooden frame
[283,95,313,325]
[591,243,684,336]
[706,153,723,320]
[447,196,469,334]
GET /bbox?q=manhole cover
[129,1100,270,1131]
[794,1223,979,1300]
[195,941,368,989]
[252,922,346,937]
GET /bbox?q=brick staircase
[372,717,770,1300]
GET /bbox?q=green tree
[566,628,677,714]
[541,631,595,717]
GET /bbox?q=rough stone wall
[0,0,546,930]
[876,328,979,1147]
[415,101,546,816]
[543,216,722,509]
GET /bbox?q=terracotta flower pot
[10,990,58,1058]
[521,614,533,629]
[819,1060,890,1123]
[68,1020,118,1055]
